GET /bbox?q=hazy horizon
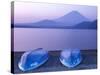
[13,2,97,24]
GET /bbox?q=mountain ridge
[13,11,97,29]
[54,11,89,26]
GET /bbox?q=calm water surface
[13,28,97,52]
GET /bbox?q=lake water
[12,28,97,52]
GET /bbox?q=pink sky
[13,2,97,23]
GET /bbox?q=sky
[13,2,97,24]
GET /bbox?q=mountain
[13,20,97,29]
[13,11,97,29]
[55,11,89,26]
[72,20,97,29]
[32,19,63,28]
[14,20,64,28]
